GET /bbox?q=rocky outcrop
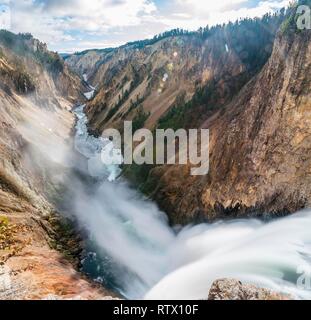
[0,210,116,300]
[0,31,84,105]
[208,279,292,300]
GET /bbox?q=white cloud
[39,0,157,28]
[175,0,248,17]
[8,0,157,46]
[3,0,292,52]
[161,0,292,30]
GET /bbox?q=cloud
[8,0,157,48]
[160,0,292,30]
[36,0,157,26]
[3,0,292,52]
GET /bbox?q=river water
[70,93,311,300]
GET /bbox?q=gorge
[68,82,311,300]
[0,0,311,301]
[67,2,311,225]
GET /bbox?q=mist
[16,91,311,300]
[70,102,311,300]
[146,212,311,299]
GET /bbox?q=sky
[0,0,291,53]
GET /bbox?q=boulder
[208,279,292,300]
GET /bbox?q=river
[69,89,311,300]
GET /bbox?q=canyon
[67,2,311,225]
[0,0,311,301]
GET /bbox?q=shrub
[132,108,150,132]
[0,216,17,251]
[12,68,35,93]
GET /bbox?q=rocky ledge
[208,279,292,300]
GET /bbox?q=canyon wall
[154,27,311,223]
[0,31,114,299]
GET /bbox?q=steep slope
[67,13,283,135]
[0,31,114,299]
[152,25,311,223]
[65,48,115,80]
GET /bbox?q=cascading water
[70,88,311,300]
[73,103,175,298]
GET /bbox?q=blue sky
[0,0,291,53]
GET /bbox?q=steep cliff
[151,16,311,223]
[0,31,114,299]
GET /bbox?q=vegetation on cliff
[0,31,64,74]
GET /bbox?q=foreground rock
[208,279,292,300]
[0,197,118,300]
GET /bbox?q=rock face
[65,48,114,81]
[0,238,117,300]
[208,279,291,300]
[153,23,311,224]
[0,31,115,300]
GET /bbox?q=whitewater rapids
[145,213,311,299]
[71,100,311,300]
